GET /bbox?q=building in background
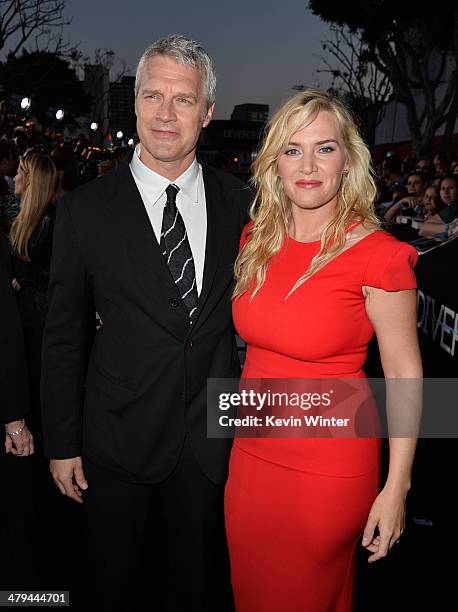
[83,64,110,146]
[109,75,136,143]
[198,105,268,180]
[231,103,269,123]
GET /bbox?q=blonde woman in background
[10,153,57,445]
[225,90,422,612]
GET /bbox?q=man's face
[135,55,214,174]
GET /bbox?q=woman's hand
[4,420,34,456]
[12,278,21,291]
[361,485,407,563]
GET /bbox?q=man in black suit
[41,34,250,611]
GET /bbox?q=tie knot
[165,184,179,206]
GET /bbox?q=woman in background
[438,175,458,221]
[419,175,458,237]
[1,229,33,456]
[422,184,445,218]
[1,227,35,587]
[225,90,422,612]
[10,153,57,444]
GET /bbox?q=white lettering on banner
[223,129,259,140]
[417,290,458,356]
[441,307,456,355]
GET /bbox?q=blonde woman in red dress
[225,89,422,612]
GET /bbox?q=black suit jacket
[41,158,251,484]
[0,233,30,424]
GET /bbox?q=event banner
[387,223,458,377]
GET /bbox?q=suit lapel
[199,165,223,302]
[190,164,228,333]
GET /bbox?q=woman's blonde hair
[10,153,57,261]
[233,88,380,299]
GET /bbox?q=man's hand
[50,457,88,503]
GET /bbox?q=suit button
[184,338,193,350]
[169,298,179,308]
[180,391,185,399]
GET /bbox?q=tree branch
[0,0,70,57]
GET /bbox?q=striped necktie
[160,184,198,320]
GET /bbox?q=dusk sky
[65,0,334,119]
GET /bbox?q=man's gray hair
[135,34,216,107]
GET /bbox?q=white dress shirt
[130,145,207,296]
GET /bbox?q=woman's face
[407,174,425,196]
[277,110,348,216]
[440,178,458,205]
[423,187,439,214]
[14,163,27,197]
[416,159,431,174]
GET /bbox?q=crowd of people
[0,128,132,446]
[0,32,455,611]
[0,113,131,222]
[375,152,458,237]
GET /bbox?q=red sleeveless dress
[225,223,418,612]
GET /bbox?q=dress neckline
[288,235,321,246]
[287,220,361,246]
[284,227,384,284]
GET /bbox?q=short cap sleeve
[363,240,418,291]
